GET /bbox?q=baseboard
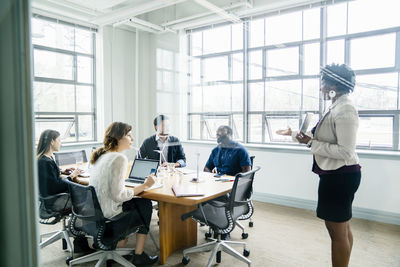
[253,192,400,226]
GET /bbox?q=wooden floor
[39,201,400,267]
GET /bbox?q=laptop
[125,159,159,186]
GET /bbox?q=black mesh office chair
[205,155,256,240]
[54,150,88,166]
[235,155,256,239]
[64,179,144,267]
[181,166,260,267]
[39,192,73,263]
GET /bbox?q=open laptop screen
[128,159,159,180]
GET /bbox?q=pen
[215,178,234,182]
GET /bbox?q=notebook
[124,158,159,186]
[172,184,204,197]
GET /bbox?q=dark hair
[218,125,233,136]
[90,122,132,164]
[153,114,168,128]
[37,129,60,158]
[321,63,356,94]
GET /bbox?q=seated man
[138,114,186,167]
[204,125,251,176]
[204,125,251,240]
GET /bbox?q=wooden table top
[61,162,233,206]
[138,171,233,206]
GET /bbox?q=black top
[138,134,186,167]
[38,155,68,197]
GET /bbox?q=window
[188,24,245,142]
[188,0,400,151]
[32,16,96,143]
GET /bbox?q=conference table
[63,163,233,264]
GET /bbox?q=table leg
[158,201,197,264]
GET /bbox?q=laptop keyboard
[125,178,145,184]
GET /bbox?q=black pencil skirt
[317,171,361,222]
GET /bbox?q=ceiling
[31,0,323,33]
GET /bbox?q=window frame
[32,15,97,144]
[186,1,400,152]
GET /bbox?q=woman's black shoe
[131,252,158,266]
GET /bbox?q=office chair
[235,155,256,239]
[181,166,260,267]
[39,192,73,263]
[54,150,88,166]
[205,155,256,240]
[64,179,144,267]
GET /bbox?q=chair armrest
[40,192,69,201]
[207,200,228,208]
[234,200,251,205]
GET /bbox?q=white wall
[93,27,155,159]
[101,26,136,130]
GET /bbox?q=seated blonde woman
[90,122,158,266]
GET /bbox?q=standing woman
[89,122,158,266]
[37,129,91,253]
[278,64,361,267]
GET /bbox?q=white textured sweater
[89,152,135,218]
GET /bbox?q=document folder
[172,184,204,197]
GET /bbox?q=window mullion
[393,113,399,150]
[244,21,249,143]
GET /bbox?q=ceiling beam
[113,17,177,34]
[124,21,159,33]
[193,0,241,24]
[46,0,100,16]
[162,0,251,27]
[91,0,187,26]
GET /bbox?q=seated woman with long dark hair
[89,122,158,266]
[37,129,92,253]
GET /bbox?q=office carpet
[39,201,400,267]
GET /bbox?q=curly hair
[90,122,132,164]
[321,63,356,94]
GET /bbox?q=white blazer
[294,94,360,171]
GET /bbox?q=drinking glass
[75,156,84,170]
[157,166,167,184]
[167,162,175,174]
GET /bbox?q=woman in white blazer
[90,122,158,266]
[278,64,361,267]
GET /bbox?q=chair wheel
[182,256,190,265]
[216,251,221,263]
[65,256,72,265]
[62,238,67,250]
[249,221,254,227]
[243,249,250,257]
[241,232,248,239]
[205,232,212,239]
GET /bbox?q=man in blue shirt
[204,125,251,240]
[204,125,251,176]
